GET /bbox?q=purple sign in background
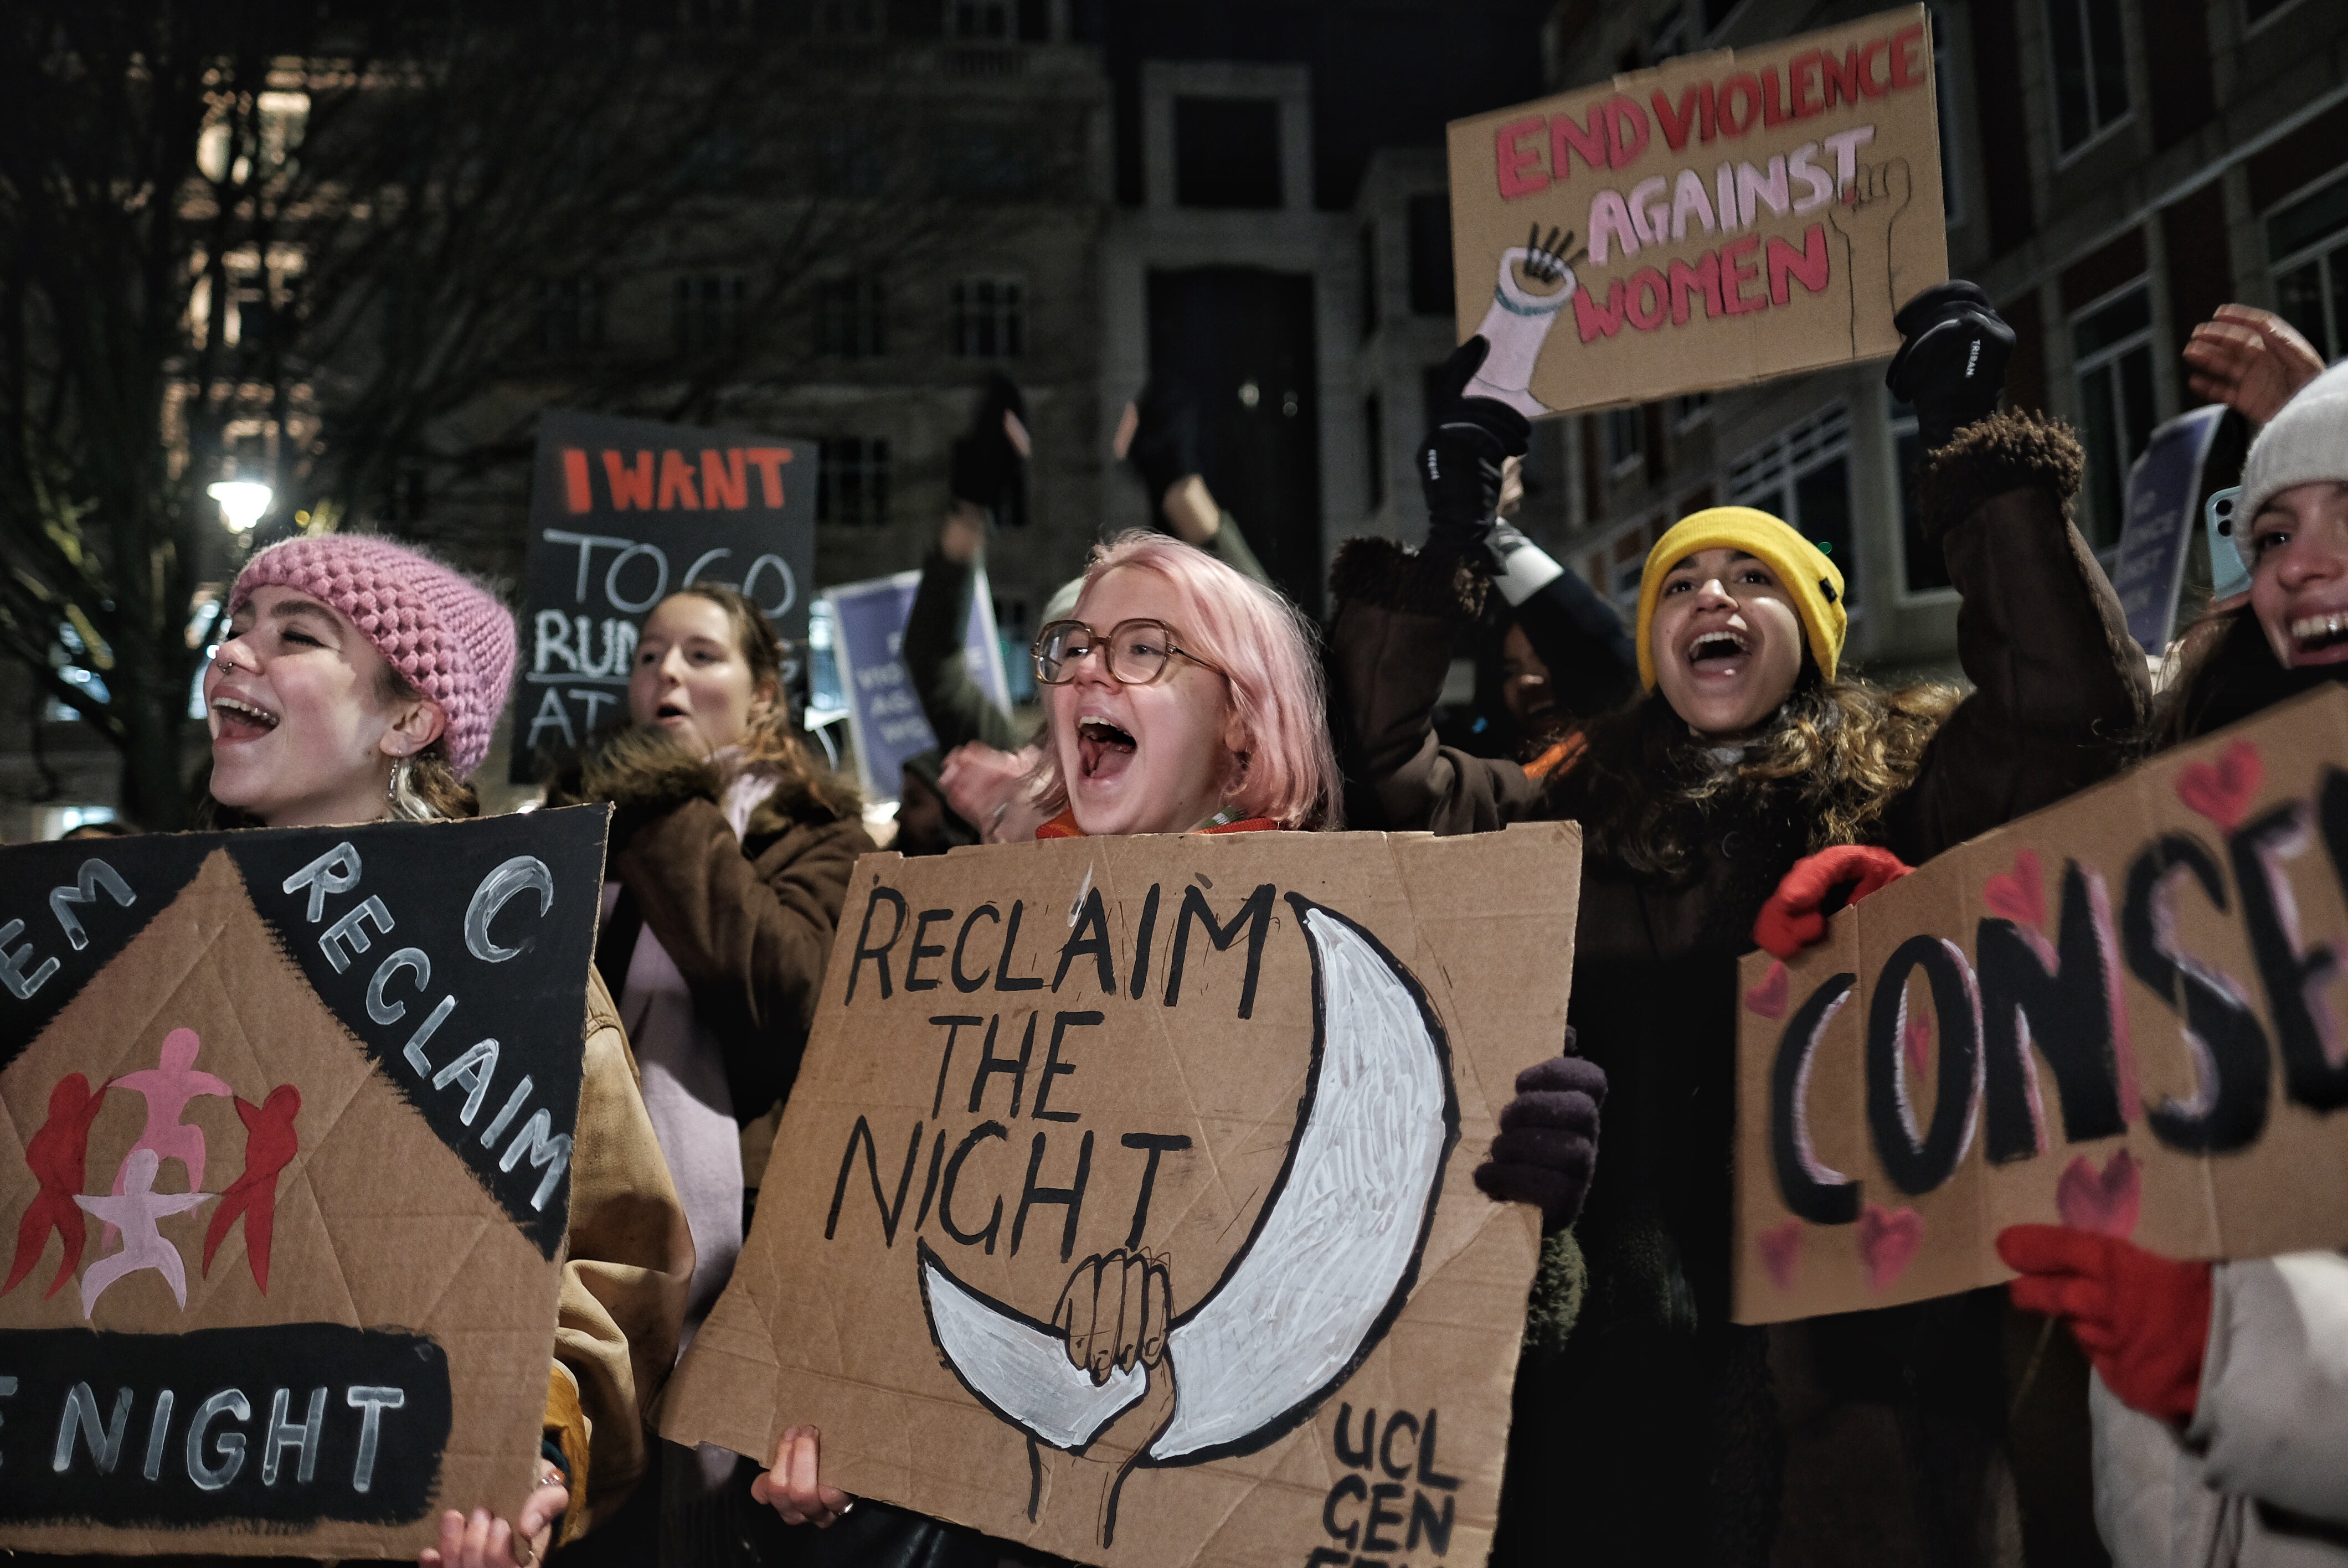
[2110,404,2227,656]
[824,569,1009,802]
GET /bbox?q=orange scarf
[1035,809,1279,839]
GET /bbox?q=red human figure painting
[3,1074,109,1298]
[203,1085,300,1292]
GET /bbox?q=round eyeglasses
[1032,618,1225,687]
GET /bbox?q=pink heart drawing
[2054,1147,2142,1239]
[1759,1219,1803,1291]
[1857,1203,1924,1291]
[1983,848,2045,928]
[1902,1008,1932,1081]
[1744,961,1790,1020]
[2176,740,2263,832]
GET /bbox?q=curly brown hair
[1552,669,1962,881]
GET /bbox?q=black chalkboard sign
[512,408,817,781]
[0,808,610,1556]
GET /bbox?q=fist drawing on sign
[1829,158,1916,350]
[1053,1247,1172,1386]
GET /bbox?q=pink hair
[1028,531,1341,830]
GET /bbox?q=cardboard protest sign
[662,824,1581,1568]
[0,809,606,1555]
[1733,688,2348,1323]
[2111,404,2230,655]
[826,567,1013,801]
[513,408,815,781]
[1445,6,1945,417]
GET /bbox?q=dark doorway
[1145,266,1322,618]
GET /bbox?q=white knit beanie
[2241,358,2348,523]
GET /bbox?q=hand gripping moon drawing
[917,895,1458,1546]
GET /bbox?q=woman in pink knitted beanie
[199,534,694,1568]
[205,535,517,824]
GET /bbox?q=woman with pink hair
[749,530,1338,1551]
[1026,529,1339,837]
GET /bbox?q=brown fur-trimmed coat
[549,729,872,1123]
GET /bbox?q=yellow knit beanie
[1633,507,1847,689]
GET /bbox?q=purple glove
[1474,1039,1605,1232]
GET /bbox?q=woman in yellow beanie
[1329,282,2151,1566]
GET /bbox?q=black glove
[1473,1034,1605,1234]
[949,370,1029,513]
[1886,280,2014,452]
[1420,337,1532,551]
[1124,378,1202,523]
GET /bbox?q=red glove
[1997,1224,2213,1423]
[1752,845,1914,960]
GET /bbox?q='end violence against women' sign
[1445,4,1947,417]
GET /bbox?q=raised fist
[1053,1248,1172,1387]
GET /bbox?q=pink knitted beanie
[231,535,518,780]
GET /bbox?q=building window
[1358,224,1379,341]
[936,128,1038,198]
[1604,407,1645,476]
[813,0,882,34]
[951,277,1024,358]
[1645,9,1691,65]
[2045,0,2130,156]
[818,126,885,197]
[1729,403,1857,605]
[816,276,885,359]
[533,276,601,355]
[1364,394,1384,510]
[2071,283,2156,548]
[1669,392,1711,429]
[673,273,744,354]
[1929,6,1962,223]
[2269,174,2348,363]
[1173,98,1281,209]
[1407,194,1454,316]
[951,0,1010,38]
[1890,401,1955,592]
[817,437,892,525]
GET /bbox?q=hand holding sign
[418,1467,568,1568]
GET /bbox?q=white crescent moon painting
[918,893,1459,1544]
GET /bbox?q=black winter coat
[1327,410,2150,1567]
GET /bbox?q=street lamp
[207,480,272,534]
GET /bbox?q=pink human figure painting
[106,1027,231,1241]
[74,1149,210,1318]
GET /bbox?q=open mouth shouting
[1683,627,1752,677]
[210,691,281,742]
[2288,610,2348,664]
[1076,713,1137,781]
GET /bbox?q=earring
[386,756,411,811]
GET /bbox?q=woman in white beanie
[2156,355,2348,741]
[2005,354,2348,1567]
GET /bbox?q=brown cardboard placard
[0,809,607,1555]
[1733,687,2348,1324]
[1444,5,1946,417]
[661,824,1581,1568]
